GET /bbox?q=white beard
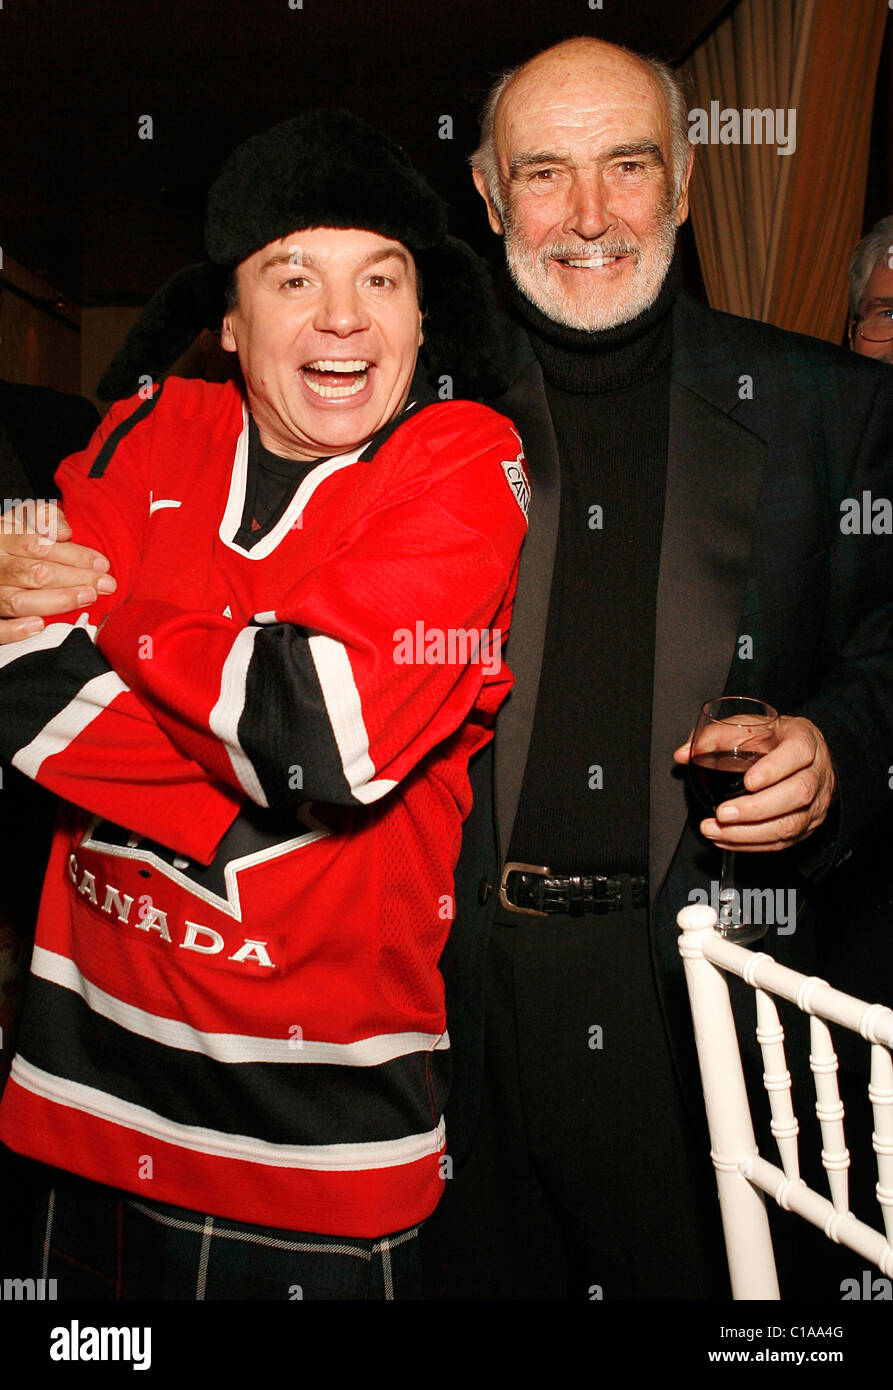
[504,205,678,332]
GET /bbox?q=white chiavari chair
[677,902,893,1299]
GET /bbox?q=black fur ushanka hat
[98,110,506,401]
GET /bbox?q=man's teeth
[302,360,370,398]
[305,376,368,398]
[561,255,621,269]
[305,359,369,371]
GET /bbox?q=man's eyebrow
[258,246,411,274]
[509,152,566,178]
[355,247,412,272]
[864,296,893,308]
[509,140,665,180]
[258,250,312,273]
[604,140,665,165]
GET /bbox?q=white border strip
[32,946,448,1066]
[12,1057,446,1172]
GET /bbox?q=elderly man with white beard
[428,37,893,1300]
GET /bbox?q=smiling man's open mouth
[302,359,371,398]
[555,253,624,269]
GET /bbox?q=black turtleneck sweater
[507,261,680,876]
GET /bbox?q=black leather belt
[498,862,648,917]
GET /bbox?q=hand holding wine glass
[687,697,780,944]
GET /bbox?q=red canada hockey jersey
[0,378,528,1236]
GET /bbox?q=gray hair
[848,214,893,319]
[471,41,692,220]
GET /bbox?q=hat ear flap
[416,237,511,400]
[97,263,229,402]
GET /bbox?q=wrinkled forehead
[494,53,671,168]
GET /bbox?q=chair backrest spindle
[677,903,893,1299]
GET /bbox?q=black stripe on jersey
[232,396,441,808]
[89,383,165,478]
[0,629,111,758]
[238,623,356,807]
[18,975,450,1147]
[357,401,420,463]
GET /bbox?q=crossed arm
[0,403,528,863]
[0,508,242,862]
[0,499,837,855]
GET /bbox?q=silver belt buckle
[499,861,552,916]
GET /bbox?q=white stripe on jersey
[32,946,448,1066]
[218,402,368,559]
[12,1056,446,1171]
[208,626,269,806]
[307,633,397,805]
[0,612,95,671]
[13,669,128,779]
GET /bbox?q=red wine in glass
[687,697,779,944]
[689,749,762,813]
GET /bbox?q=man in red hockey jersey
[0,111,527,1299]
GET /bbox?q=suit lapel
[488,357,561,862]
[649,376,767,910]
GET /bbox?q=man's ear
[472,167,506,236]
[221,314,238,354]
[673,147,695,228]
[847,316,856,349]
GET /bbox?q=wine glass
[688,697,780,945]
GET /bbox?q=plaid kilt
[17,1158,423,1300]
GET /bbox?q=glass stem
[718,849,737,930]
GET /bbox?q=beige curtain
[684,0,886,342]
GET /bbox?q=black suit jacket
[443,289,893,1162]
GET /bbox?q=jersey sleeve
[97,404,529,811]
[0,389,242,863]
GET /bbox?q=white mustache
[546,240,640,262]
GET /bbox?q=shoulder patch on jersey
[500,430,530,520]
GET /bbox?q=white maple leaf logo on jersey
[501,430,530,519]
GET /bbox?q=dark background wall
[0,0,774,302]
[1,0,890,389]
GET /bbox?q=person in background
[848,214,893,365]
